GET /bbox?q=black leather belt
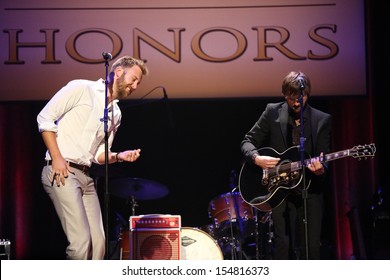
[47,160,90,175]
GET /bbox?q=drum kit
[203,191,273,260]
[106,176,273,260]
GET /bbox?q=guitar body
[238,146,311,212]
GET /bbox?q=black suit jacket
[241,101,332,193]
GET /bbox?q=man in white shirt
[37,56,149,260]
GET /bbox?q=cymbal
[109,177,169,200]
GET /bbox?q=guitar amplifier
[129,214,181,260]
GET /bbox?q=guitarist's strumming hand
[252,154,281,170]
[307,152,325,175]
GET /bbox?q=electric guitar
[238,143,376,212]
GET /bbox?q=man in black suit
[240,71,331,259]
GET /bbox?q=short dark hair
[281,71,311,97]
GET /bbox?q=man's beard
[289,105,302,119]
[115,74,129,99]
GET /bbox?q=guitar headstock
[350,143,376,159]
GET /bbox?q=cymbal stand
[129,195,138,216]
[227,214,239,260]
[230,193,250,260]
[227,172,248,259]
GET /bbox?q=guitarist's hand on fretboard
[307,152,325,175]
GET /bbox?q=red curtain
[329,96,376,259]
[0,103,36,258]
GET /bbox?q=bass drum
[181,227,224,260]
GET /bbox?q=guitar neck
[281,144,375,173]
[319,149,352,164]
[297,149,351,170]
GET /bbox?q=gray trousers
[41,165,105,260]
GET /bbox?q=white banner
[0,0,366,100]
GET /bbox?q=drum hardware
[229,191,249,260]
[128,195,138,216]
[111,195,137,259]
[228,171,249,260]
[266,211,274,260]
[217,236,242,259]
[252,210,274,260]
[208,190,255,260]
[207,189,275,260]
[200,224,216,238]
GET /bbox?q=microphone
[296,77,305,89]
[162,87,175,129]
[102,52,112,60]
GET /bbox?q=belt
[46,160,90,175]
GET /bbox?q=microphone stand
[102,53,111,260]
[297,79,309,260]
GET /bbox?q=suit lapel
[279,103,289,148]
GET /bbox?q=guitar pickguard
[265,158,302,193]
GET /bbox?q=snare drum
[181,227,224,260]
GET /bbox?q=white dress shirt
[37,78,121,166]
